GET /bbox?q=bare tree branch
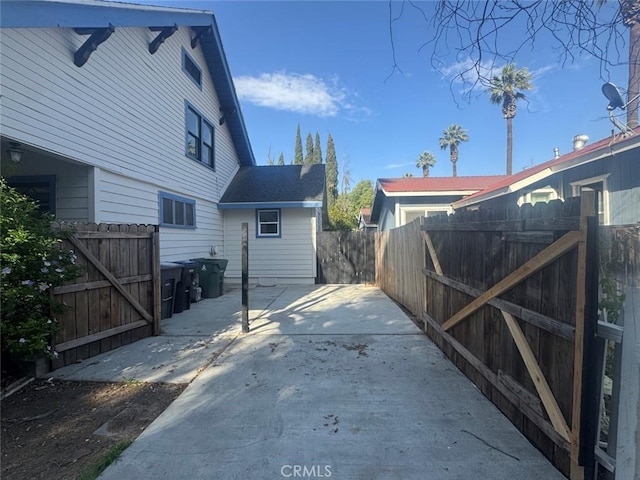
[388,0,633,107]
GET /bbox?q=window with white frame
[400,206,450,226]
[256,209,281,237]
[517,186,558,206]
[185,102,214,168]
[159,191,196,228]
[570,174,610,225]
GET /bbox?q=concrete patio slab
[248,284,421,335]
[90,285,565,480]
[51,334,237,384]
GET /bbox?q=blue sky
[130,0,630,185]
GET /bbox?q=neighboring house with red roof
[453,130,640,226]
[369,175,507,231]
[358,208,376,231]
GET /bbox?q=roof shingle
[219,165,325,205]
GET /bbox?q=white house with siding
[0,0,255,263]
[219,165,327,285]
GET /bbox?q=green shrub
[1,178,81,362]
[328,203,358,231]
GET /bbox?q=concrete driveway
[52,285,565,479]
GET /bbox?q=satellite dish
[602,82,625,110]
[602,82,637,137]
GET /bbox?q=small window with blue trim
[159,191,196,229]
[256,209,281,238]
[185,101,215,169]
[182,48,202,88]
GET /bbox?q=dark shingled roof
[219,164,326,205]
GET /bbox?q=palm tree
[416,151,436,177]
[620,0,639,127]
[439,125,469,177]
[486,63,533,175]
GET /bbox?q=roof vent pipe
[553,147,560,159]
[572,134,589,152]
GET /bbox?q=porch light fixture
[7,142,22,164]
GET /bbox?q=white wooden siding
[0,26,244,258]
[223,208,316,284]
[98,170,158,224]
[99,169,223,262]
[160,200,224,263]
[0,27,239,198]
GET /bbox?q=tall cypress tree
[294,124,303,165]
[325,133,338,206]
[278,152,285,166]
[304,133,314,165]
[313,132,322,164]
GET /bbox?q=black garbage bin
[190,258,228,298]
[160,263,182,319]
[173,260,200,312]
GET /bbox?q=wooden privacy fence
[376,219,425,316]
[316,231,375,284]
[51,223,160,369]
[376,194,599,480]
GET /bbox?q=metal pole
[242,222,249,333]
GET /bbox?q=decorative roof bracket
[148,25,178,54]
[73,24,115,67]
[190,25,212,49]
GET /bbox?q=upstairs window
[159,191,196,229]
[185,101,215,168]
[182,48,202,88]
[256,209,281,238]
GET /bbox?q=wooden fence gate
[376,194,600,480]
[51,223,160,369]
[316,231,375,284]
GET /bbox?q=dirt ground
[1,378,185,480]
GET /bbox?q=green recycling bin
[190,258,228,298]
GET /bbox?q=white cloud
[530,64,557,78]
[234,71,368,118]
[439,58,496,86]
[384,161,414,169]
[441,58,557,85]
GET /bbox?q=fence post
[152,226,161,336]
[242,222,249,333]
[571,191,597,480]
